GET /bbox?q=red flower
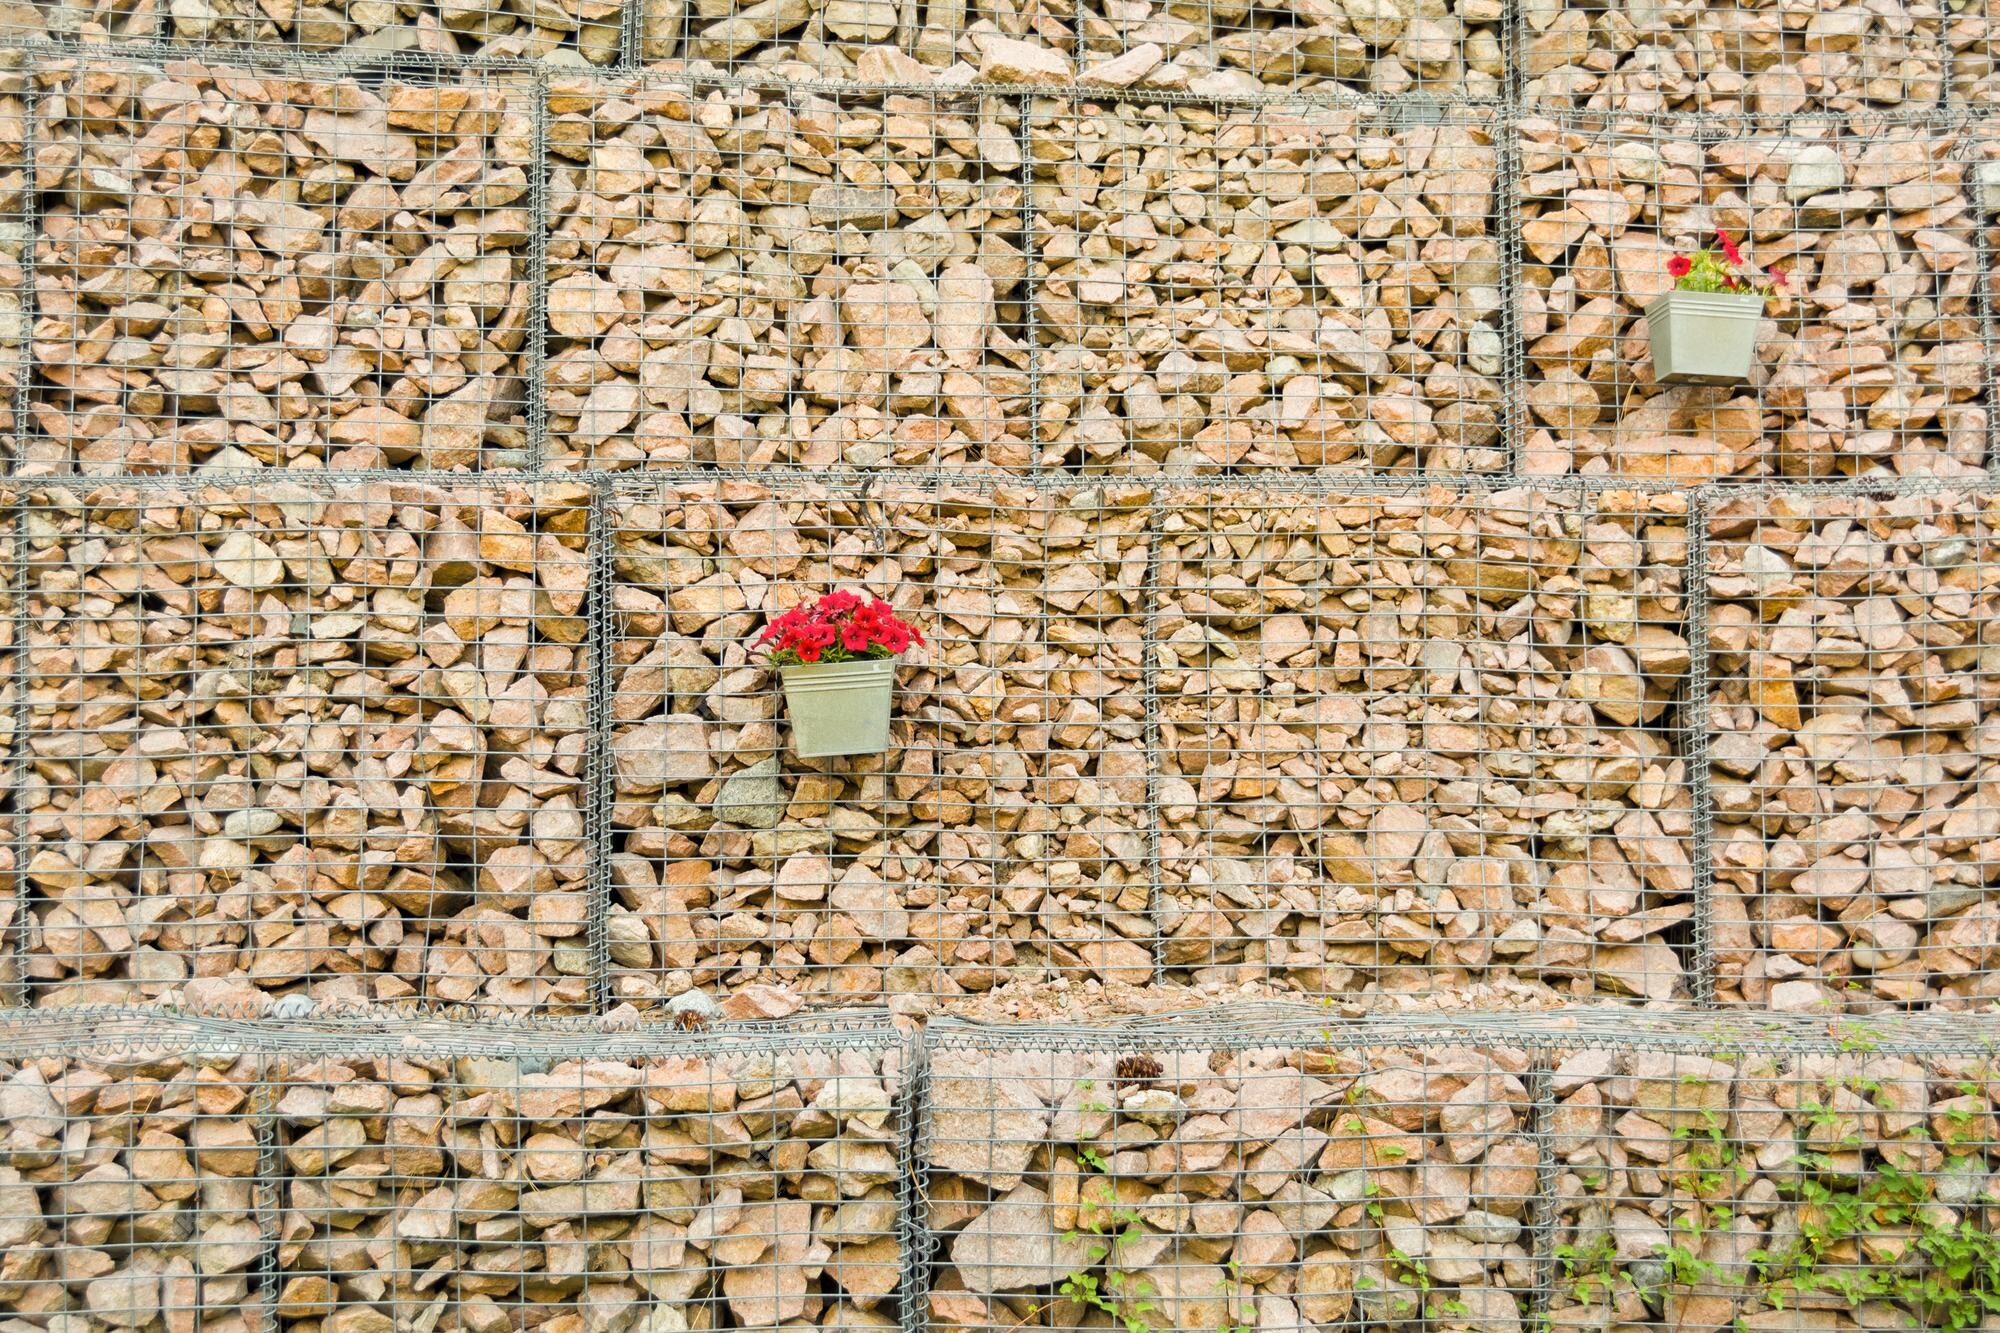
[1766,266,1786,287]
[1668,255,1692,278]
[1717,229,1745,266]
[756,591,927,666]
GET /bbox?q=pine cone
[1116,1054,1163,1087]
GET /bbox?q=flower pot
[780,657,896,758]
[1645,289,1767,384]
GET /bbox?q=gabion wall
[0,1009,914,1333]
[918,1007,2000,1333]
[16,474,2000,1018]
[5,1005,1995,1333]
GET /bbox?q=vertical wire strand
[1686,482,1716,1007]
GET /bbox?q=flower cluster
[756,591,925,666]
[1668,230,1786,300]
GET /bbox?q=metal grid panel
[1071,0,1507,99]
[18,478,597,1014]
[2,487,21,1004]
[1519,0,1947,116]
[1544,1037,2000,1333]
[272,1015,912,1333]
[0,65,28,475]
[603,478,1155,1016]
[0,0,625,66]
[1949,0,2000,109]
[924,1008,2000,1333]
[1149,483,1698,1005]
[917,1017,1543,1333]
[1514,112,1988,483]
[1026,97,1506,477]
[634,0,1083,91]
[0,1019,271,1333]
[25,56,539,476]
[541,77,1032,476]
[1704,487,2000,1013]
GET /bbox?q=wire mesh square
[2,487,21,1003]
[639,0,1079,94]
[18,478,597,1015]
[1151,485,1696,1006]
[543,79,1032,476]
[1072,0,1506,98]
[603,479,1157,1017]
[1704,487,2000,1013]
[1519,0,1947,116]
[1947,0,2000,108]
[0,1021,271,1333]
[1515,114,1987,481]
[1028,100,1506,477]
[272,1019,910,1333]
[1546,1033,2000,1332]
[26,57,538,477]
[0,0,626,64]
[920,1018,1541,1333]
[0,61,26,474]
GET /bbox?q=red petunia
[756,591,927,666]
[1668,255,1692,278]
[1717,229,1744,266]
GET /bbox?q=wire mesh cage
[1948,0,2000,108]
[1704,487,2000,1014]
[636,0,1082,91]
[271,1013,913,1333]
[0,1013,272,1333]
[1071,0,1506,99]
[604,478,1154,1017]
[25,55,539,477]
[18,478,597,1015]
[0,58,26,475]
[1151,484,1697,1007]
[542,78,1032,476]
[0,0,626,65]
[1514,113,1989,482]
[1543,1019,2000,1333]
[3,488,21,1004]
[1519,0,1947,117]
[923,1008,2000,1333]
[1026,97,1505,477]
[918,1011,1545,1333]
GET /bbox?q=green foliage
[1058,1187,1159,1333]
[1751,1158,2000,1332]
[1555,1232,1619,1305]
[1596,1083,2000,1333]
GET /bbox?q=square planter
[780,657,896,758]
[1645,289,1767,384]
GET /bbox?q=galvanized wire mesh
[1704,486,2000,1014]
[1515,110,1990,483]
[1025,98,1506,476]
[541,75,1033,477]
[271,1012,914,1333]
[1149,482,1696,1006]
[602,477,1155,1015]
[0,1008,914,1333]
[921,1006,2000,1333]
[0,0,626,66]
[17,474,2000,1018]
[1519,0,1947,117]
[24,54,540,476]
[17,477,597,1014]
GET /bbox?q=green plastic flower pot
[1645,289,1766,384]
[780,657,896,758]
